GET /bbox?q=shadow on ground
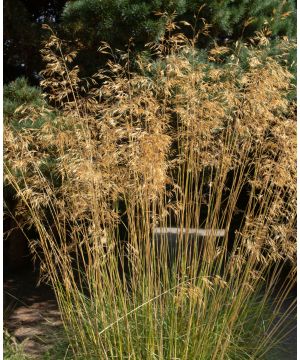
[4,267,63,358]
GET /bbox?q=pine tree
[61,0,296,47]
[184,0,296,40]
[60,0,296,77]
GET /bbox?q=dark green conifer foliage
[62,0,296,45]
[60,0,296,77]
[4,77,45,124]
[185,0,296,40]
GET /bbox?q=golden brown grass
[4,21,296,359]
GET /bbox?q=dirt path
[4,267,63,358]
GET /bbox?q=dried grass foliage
[4,22,296,359]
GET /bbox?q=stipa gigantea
[4,21,296,359]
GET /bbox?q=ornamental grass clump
[4,21,296,359]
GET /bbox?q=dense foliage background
[4,0,296,83]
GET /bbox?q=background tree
[60,0,296,77]
[4,0,67,84]
[4,0,296,83]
